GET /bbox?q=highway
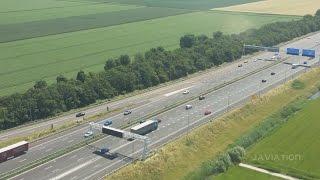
[2,32,320,180]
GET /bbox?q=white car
[84,131,93,138]
[185,104,192,110]
[182,90,190,94]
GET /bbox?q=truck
[0,141,29,162]
[130,120,158,135]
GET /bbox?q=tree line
[1,11,320,130]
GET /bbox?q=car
[199,95,205,100]
[303,61,308,65]
[104,120,112,126]
[257,58,263,60]
[123,110,132,115]
[238,64,243,67]
[84,131,93,138]
[185,104,192,110]
[244,60,248,63]
[182,90,190,94]
[271,72,276,75]
[253,59,257,62]
[139,120,146,124]
[261,79,267,83]
[76,112,85,117]
[204,110,211,115]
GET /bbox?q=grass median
[106,67,320,180]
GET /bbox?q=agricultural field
[99,0,263,10]
[245,98,320,179]
[214,0,320,16]
[214,166,281,180]
[0,11,299,96]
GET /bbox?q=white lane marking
[239,163,298,180]
[49,157,99,180]
[164,86,194,97]
[18,159,26,163]
[45,166,53,170]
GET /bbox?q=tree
[119,55,131,66]
[56,75,68,83]
[34,80,47,89]
[76,70,86,82]
[104,58,115,70]
[180,34,196,48]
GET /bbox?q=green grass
[0,11,299,96]
[0,7,191,42]
[95,0,263,10]
[214,166,281,180]
[246,98,320,179]
[0,3,141,25]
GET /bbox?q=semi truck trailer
[130,120,158,135]
[0,141,29,163]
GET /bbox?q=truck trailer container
[0,141,28,163]
[130,120,158,135]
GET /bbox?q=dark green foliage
[180,34,196,48]
[1,12,320,130]
[227,146,245,163]
[291,80,305,90]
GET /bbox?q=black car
[76,112,85,117]
[271,72,276,75]
[261,79,267,83]
[238,64,243,67]
[199,95,205,100]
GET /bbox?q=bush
[291,80,305,90]
[227,146,245,164]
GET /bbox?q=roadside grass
[213,0,320,16]
[245,96,320,179]
[106,68,320,180]
[0,11,299,96]
[213,166,281,180]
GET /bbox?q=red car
[204,110,211,115]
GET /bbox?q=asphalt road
[3,32,320,180]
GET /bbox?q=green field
[0,11,299,96]
[100,0,263,10]
[214,166,281,180]
[246,98,320,179]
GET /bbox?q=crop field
[94,0,263,10]
[214,0,320,16]
[214,166,281,180]
[0,10,299,96]
[246,98,320,179]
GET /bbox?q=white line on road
[164,86,194,97]
[49,157,99,180]
[239,163,299,180]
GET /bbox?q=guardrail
[0,58,286,180]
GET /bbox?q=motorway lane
[12,52,319,180]
[0,52,274,173]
